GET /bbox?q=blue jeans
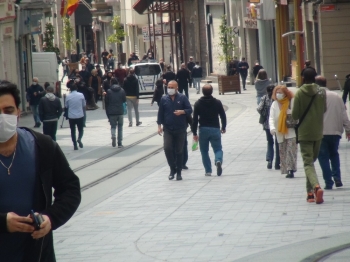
[257,96,262,105]
[199,127,223,173]
[30,105,40,125]
[240,73,247,90]
[193,78,201,91]
[109,115,124,144]
[318,135,341,188]
[265,129,280,167]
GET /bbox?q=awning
[133,0,152,15]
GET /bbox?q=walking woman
[269,85,298,178]
[255,69,271,105]
[89,69,102,102]
[257,85,280,170]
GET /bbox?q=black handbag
[258,97,267,124]
[295,94,316,143]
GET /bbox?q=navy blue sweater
[157,93,192,130]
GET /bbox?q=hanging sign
[243,17,257,29]
[320,4,336,12]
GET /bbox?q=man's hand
[158,125,163,135]
[270,129,276,136]
[221,129,226,134]
[7,212,34,233]
[31,215,51,239]
[174,110,184,116]
[103,92,106,95]
[151,103,153,106]
[346,133,350,141]
[193,135,199,142]
[136,99,139,104]
[34,92,37,96]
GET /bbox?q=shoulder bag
[258,96,267,124]
[286,102,298,128]
[295,95,316,143]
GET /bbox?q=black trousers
[173,135,188,167]
[43,121,58,141]
[164,128,187,172]
[69,117,84,145]
[178,84,189,98]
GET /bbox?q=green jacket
[292,83,327,141]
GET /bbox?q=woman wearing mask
[88,69,102,102]
[257,85,280,170]
[269,85,297,178]
[255,69,271,105]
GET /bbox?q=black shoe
[275,165,280,170]
[118,144,123,148]
[37,122,41,128]
[129,123,132,127]
[334,179,343,188]
[77,140,83,148]
[74,145,78,150]
[286,171,294,178]
[243,88,247,90]
[267,161,272,169]
[169,170,176,180]
[324,185,333,190]
[216,161,222,176]
[136,122,142,126]
[182,165,188,170]
[112,137,116,147]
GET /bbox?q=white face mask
[0,114,17,143]
[168,89,176,96]
[33,82,38,85]
[276,93,285,100]
[75,79,80,83]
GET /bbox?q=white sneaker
[205,173,212,176]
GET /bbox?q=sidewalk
[47,85,350,261]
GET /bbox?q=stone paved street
[19,83,350,261]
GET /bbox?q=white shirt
[65,91,86,119]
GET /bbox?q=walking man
[105,78,126,148]
[238,57,249,90]
[163,65,176,94]
[114,63,127,87]
[191,62,203,94]
[0,81,81,261]
[123,69,142,127]
[65,80,86,150]
[38,86,63,141]
[61,57,70,82]
[101,49,109,69]
[27,77,45,128]
[187,56,195,88]
[192,84,226,176]
[176,63,190,98]
[157,80,192,180]
[315,76,350,189]
[292,68,327,204]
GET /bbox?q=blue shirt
[65,90,86,119]
[0,128,37,261]
[157,93,192,130]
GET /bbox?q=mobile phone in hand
[30,210,44,230]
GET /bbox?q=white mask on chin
[0,114,17,143]
[168,89,176,96]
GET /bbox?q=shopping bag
[192,139,198,151]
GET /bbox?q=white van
[32,52,60,97]
[130,61,163,95]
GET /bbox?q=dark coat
[163,71,176,85]
[38,96,63,122]
[191,66,203,78]
[105,85,126,116]
[152,82,164,105]
[0,128,81,261]
[27,84,45,106]
[176,68,190,85]
[123,74,139,98]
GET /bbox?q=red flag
[60,0,67,17]
[67,0,79,16]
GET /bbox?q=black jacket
[152,84,164,105]
[192,96,227,136]
[342,77,350,103]
[176,68,190,85]
[253,65,263,78]
[103,78,112,92]
[187,61,195,72]
[27,84,45,106]
[123,74,139,98]
[191,66,202,78]
[38,95,63,122]
[0,128,81,261]
[105,85,126,116]
[163,71,176,85]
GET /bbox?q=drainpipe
[15,4,27,112]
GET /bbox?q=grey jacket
[105,84,126,115]
[255,79,271,97]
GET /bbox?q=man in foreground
[157,81,192,181]
[192,84,226,176]
[0,81,81,261]
[292,68,327,204]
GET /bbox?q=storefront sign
[142,25,162,42]
[320,4,336,12]
[243,17,257,29]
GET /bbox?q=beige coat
[269,99,296,143]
